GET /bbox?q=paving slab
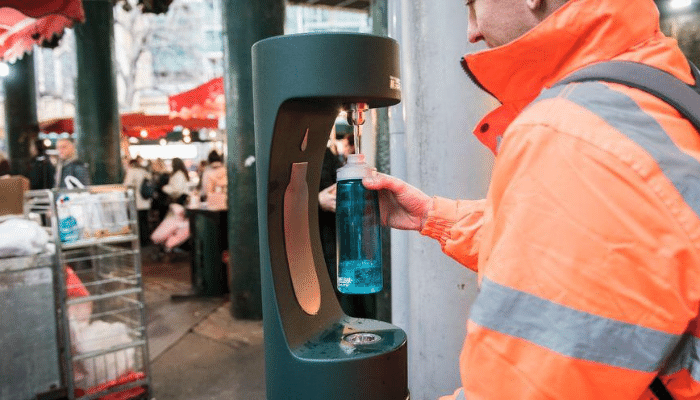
[140,247,227,361]
[149,309,266,400]
[193,304,264,349]
[145,294,224,361]
[140,247,265,399]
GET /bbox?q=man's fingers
[363,172,406,194]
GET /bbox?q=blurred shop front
[39,112,225,179]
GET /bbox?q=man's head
[56,138,76,161]
[466,0,569,48]
[207,150,222,164]
[337,133,356,156]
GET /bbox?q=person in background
[28,139,55,190]
[162,157,189,205]
[123,159,152,246]
[336,132,355,163]
[200,150,226,201]
[195,159,208,193]
[135,155,147,169]
[150,158,171,226]
[55,138,90,188]
[0,155,10,177]
[318,129,343,272]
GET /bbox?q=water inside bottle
[336,178,382,294]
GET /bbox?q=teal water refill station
[252,33,408,399]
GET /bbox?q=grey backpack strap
[554,60,700,131]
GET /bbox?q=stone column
[74,0,122,184]
[3,53,38,178]
[390,0,496,397]
[371,0,392,323]
[222,0,285,319]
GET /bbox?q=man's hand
[318,183,337,212]
[363,172,434,231]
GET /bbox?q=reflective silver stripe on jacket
[663,333,700,382]
[470,278,681,372]
[537,81,700,218]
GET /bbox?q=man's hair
[207,150,222,163]
[34,139,47,155]
[0,159,10,176]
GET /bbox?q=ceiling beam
[286,0,370,11]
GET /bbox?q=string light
[670,0,692,9]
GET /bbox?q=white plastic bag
[72,320,135,387]
[0,218,49,257]
[95,191,131,235]
[59,176,106,239]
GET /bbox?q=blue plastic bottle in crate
[57,194,80,243]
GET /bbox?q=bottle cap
[337,153,370,181]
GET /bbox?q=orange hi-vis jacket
[422,0,700,399]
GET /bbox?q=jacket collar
[462,0,666,153]
[60,155,78,165]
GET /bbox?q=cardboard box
[0,176,29,216]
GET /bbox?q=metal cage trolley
[22,187,152,400]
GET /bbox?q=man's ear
[525,0,544,11]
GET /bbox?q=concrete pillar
[389,0,495,398]
[3,54,38,178]
[222,0,284,319]
[387,0,409,335]
[371,0,391,323]
[74,0,122,184]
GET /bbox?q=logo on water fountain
[389,76,401,91]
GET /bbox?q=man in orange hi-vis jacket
[363,0,700,399]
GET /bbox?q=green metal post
[222,0,285,319]
[3,54,38,178]
[74,0,122,184]
[371,0,392,323]
[190,210,229,296]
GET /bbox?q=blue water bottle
[335,154,382,294]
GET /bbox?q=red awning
[0,0,84,62]
[40,113,220,140]
[39,116,74,133]
[168,77,225,119]
[121,113,219,140]
[2,0,84,20]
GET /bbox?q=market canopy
[168,77,225,119]
[2,0,84,20]
[40,113,219,140]
[0,0,84,62]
